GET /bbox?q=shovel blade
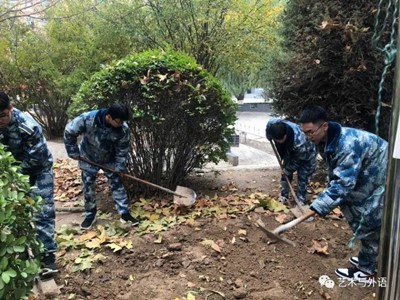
[290,206,304,218]
[173,186,197,206]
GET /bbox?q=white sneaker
[349,256,359,266]
[335,267,375,283]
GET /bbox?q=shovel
[78,157,197,206]
[269,140,309,218]
[255,210,316,247]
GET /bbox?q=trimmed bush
[0,145,41,300]
[70,50,237,190]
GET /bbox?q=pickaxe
[255,210,316,247]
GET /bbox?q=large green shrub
[70,50,237,190]
[0,145,41,299]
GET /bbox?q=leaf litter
[51,160,375,300]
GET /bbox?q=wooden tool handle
[273,210,316,235]
[269,140,306,214]
[78,157,185,197]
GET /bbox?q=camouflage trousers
[356,229,380,274]
[81,166,129,218]
[280,167,314,204]
[341,188,384,274]
[30,167,57,253]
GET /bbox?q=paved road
[235,111,272,139]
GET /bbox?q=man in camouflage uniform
[299,105,388,283]
[266,118,317,205]
[0,91,57,276]
[64,103,139,230]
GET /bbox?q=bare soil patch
[48,163,376,300]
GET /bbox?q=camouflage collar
[325,121,341,154]
[94,109,108,127]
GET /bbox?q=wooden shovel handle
[78,157,186,197]
[273,210,316,235]
[269,140,306,214]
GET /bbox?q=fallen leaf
[107,243,122,252]
[332,208,343,216]
[260,198,290,213]
[79,231,98,242]
[211,243,221,253]
[154,235,163,244]
[85,238,102,249]
[187,292,196,300]
[148,213,161,221]
[119,240,133,249]
[307,240,329,255]
[201,239,221,253]
[156,74,167,81]
[238,229,247,236]
[274,213,292,224]
[162,208,170,216]
[93,254,107,262]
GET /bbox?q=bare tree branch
[0,0,102,24]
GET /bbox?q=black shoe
[40,253,58,278]
[80,215,97,230]
[120,213,139,226]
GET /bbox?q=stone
[36,277,61,298]
[167,243,182,251]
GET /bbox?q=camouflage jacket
[266,118,317,173]
[64,109,130,172]
[310,122,388,236]
[0,108,52,175]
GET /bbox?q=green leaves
[0,257,8,271]
[0,145,41,299]
[73,49,237,191]
[1,269,17,284]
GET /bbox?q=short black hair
[299,105,328,124]
[107,103,130,121]
[270,122,287,140]
[0,91,10,111]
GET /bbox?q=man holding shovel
[0,91,58,277]
[299,105,388,283]
[64,103,139,230]
[266,118,317,205]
